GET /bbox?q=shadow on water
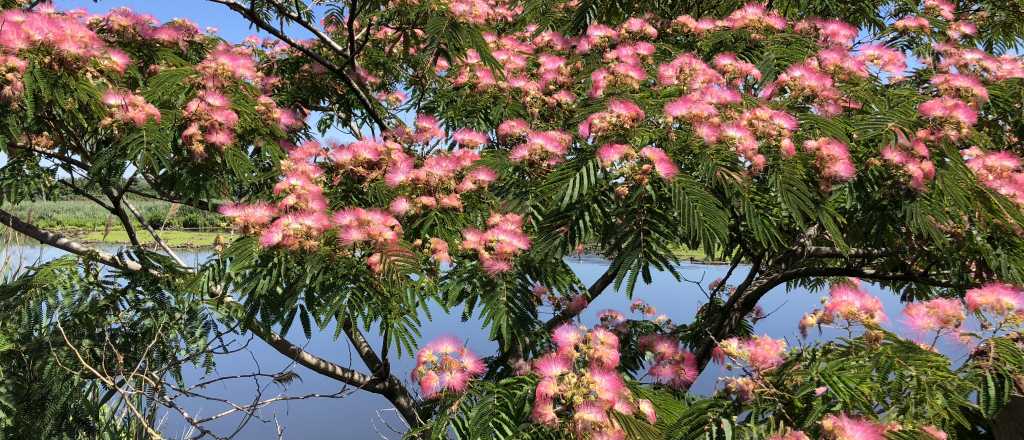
[0,245,972,439]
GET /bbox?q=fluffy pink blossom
[530,324,649,438]
[101,89,161,127]
[802,137,856,186]
[412,336,485,398]
[722,3,787,32]
[497,118,530,140]
[259,212,331,250]
[453,128,489,147]
[821,413,887,440]
[413,114,444,142]
[657,52,724,90]
[460,212,531,275]
[219,202,277,233]
[640,146,679,179]
[429,237,451,264]
[947,20,977,39]
[924,0,955,20]
[640,334,698,388]
[713,52,762,83]
[509,130,572,166]
[922,425,948,440]
[333,208,403,246]
[197,43,260,85]
[596,143,634,167]
[930,73,988,103]
[893,16,931,33]
[717,335,787,372]
[881,131,935,191]
[965,282,1024,316]
[579,99,645,138]
[858,44,907,76]
[902,298,965,333]
[918,97,977,139]
[181,89,239,158]
[822,279,886,325]
[962,148,1024,205]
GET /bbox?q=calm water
[0,244,967,439]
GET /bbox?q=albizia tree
[3,0,1024,438]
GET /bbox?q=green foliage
[0,256,218,439]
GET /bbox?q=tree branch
[0,208,149,274]
[544,265,619,331]
[0,208,422,428]
[208,0,390,130]
[691,261,961,371]
[122,198,190,268]
[340,318,421,427]
[243,321,380,391]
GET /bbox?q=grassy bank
[2,199,229,248]
[78,229,234,248]
[3,199,224,230]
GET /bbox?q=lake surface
[0,243,968,439]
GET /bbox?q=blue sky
[55,0,266,42]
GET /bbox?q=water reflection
[0,245,967,439]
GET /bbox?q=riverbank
[4,201,718,259]
[76,229,233,248]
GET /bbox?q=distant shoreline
[4,225,730,262]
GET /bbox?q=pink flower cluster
[918,97,977,140]
[0,55,26,102]
[255,95,304,132]
[962,147,1024,205]
[412,336,485,398]
[802,137,856,188]
[714,335,788,372]
[89,7,200,48]
[382,146,497,215]
[220,143,327,251]
[578,99,645,139]
[858,44,907,77]
[934,43,1024,81]
[101,89,160,127]
[0,8,128,72]
[820,413,887,440]
[181,39,299,158]
[596,143,679,190]
[181,89,239,158]
[670,3,785,36]
[893,16,931,33]
[328,139,409,182]
[447,0,524,25]
[589,41,654,97]
[821,279,887,325]
[196,42,261,86]
[333,208,403,247]
[965,282,1024,316]
[901,298,965,334]
[531,324,656,439]
[460,212,531,275]
[508,129,573,166]
[930,73,989,104]
[657,52,724,91]
[881,131,935,191]
[638,334,698,389]
[765,61,857,116]
[218,202,277,234]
